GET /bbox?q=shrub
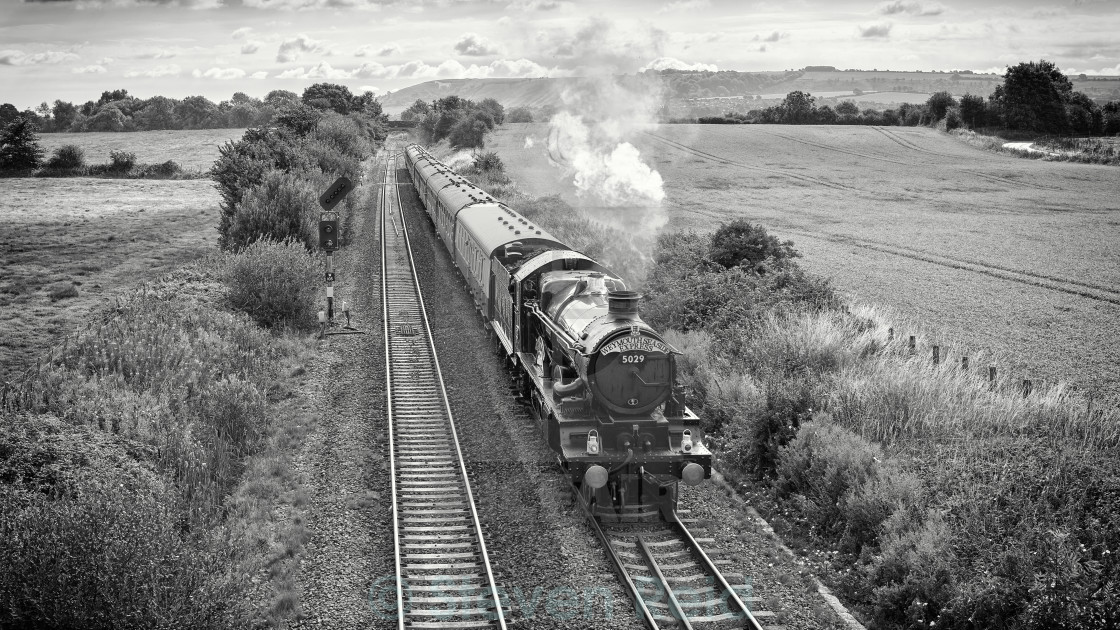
[108,149,135,172]
[137,159,182,178]
[224,238,320,330]
[223,170,320,252]
[46,144,85,169]
[861,512,957,628]
[709,219,801,271]
[507,106,533,123]
[473,151,504,172]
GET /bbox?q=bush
[136,160,182,178]
[46,144,85,169]
[507,106,533,123]
[224,170,320,252]
[473,151,503,172]
[709,219,801,271]
[108,149,135,172]
[224,238,320,330]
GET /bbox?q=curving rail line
[380,149,508,630]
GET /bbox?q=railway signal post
[318,176,364,337]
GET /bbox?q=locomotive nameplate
[600,337,672,355]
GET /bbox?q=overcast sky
[1,0,1118,110]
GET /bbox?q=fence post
[989,366,997,390]
[909,336,916,354]
[961,356,969,371]
[933,346,940,365]
[1022,379,1033,397]
[888,327,894,341]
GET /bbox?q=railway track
[570,481,781,630]
[380,150,508,630]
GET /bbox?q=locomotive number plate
[620,354,646,364]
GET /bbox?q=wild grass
[952,128,1120,165]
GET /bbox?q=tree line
[0,83,385,133]
[705,60,1120,136]
[0,83,387,173]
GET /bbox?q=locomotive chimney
[607,290,641,317]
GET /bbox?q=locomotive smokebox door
[319,212,339,251]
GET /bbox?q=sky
[1,0,1118,110]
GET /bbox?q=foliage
[223,238,321,330]
[108,149,135,172]
[210,127,315,248]
[0,117,44,172]
[46,144,85,169]
[473,151,504,172]
[506,106,533,123]
[958,93,986,128]
[709,219,801,271]
[992,60,1074,134]
[224,170,319,252]
[926,91,957,121]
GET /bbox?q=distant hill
[378,70,1119,118]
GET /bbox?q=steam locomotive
[403,144,711,521]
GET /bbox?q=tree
[926,91,957,122]
[835,100,860,117]
[174,95,219,129]
[0,117,45,171]
[0,103,20,128]
[51,100,78,132]
[302,83,357,115]
[97,89,129,106]
[264,90,299,108]
[401,99,431,122]
[134,96,177,130]
[478,98,505,125]
[779,91,816,124]
[1066,91,1100,136]
[958,93,986,128]
[274,103,322,136]
[447,115,488,149]
[84,106,127,132]
[994,60,1073,134]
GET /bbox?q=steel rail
[383,147,507,630]
[565,468,768,629]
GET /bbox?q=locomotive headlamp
[681,430,694,453]
[682,462,705,487]
[586,430,600,455]
[585,465,609,489]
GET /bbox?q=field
[0,177,220,383]
[486,122,1120,403]
[38,128,247,171]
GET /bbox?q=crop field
[488,122,1120,402]
[38,128,246,171]
[0,177,220,382]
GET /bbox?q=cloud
[191,66,246,80]
[1063,62,1120,76]
[232,27,253,39]
[136,49,177,59]
[355,57,551,80]
[277,33,328,63]
[358,85,378,94]
[657,0,709,13]
[250,71,268,79]
[878,1,943,16]
[540,17,668,73]
[454,33,503,56]
[507,0,565,10]
[859,23,893,38]
[355,43,401,57]
[753,31,787,42]
[72,64,107,74]
[0,49,80,65]
[124,63,181,77]
[241,41,261,54]
[640,57,717,72]
[277,61,353,80]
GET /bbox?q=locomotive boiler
[403,144,710,521]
